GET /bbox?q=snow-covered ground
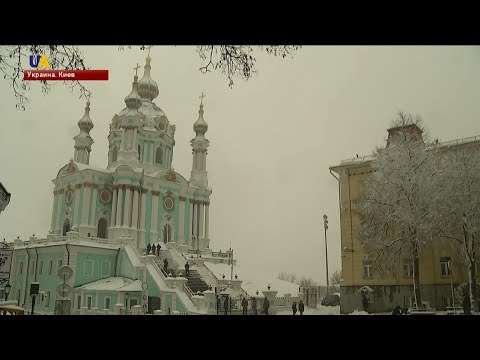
[277,305,341,315]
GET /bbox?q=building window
[62,218,71,236]
[129,298,138,309]
[104,297,111,310]
[18,261,23,275]
[30,261,36,275]
[363,261,373,278]
[440,257,451,276]
[45,291,51,307]
[102,261,111,277]
[87,296,92,310]
[162,224,172,244]
[138,145,142,161]
[97,218,108,239]
[38,260,43,275]
[84,259,94,278]
[77,295,81,310]
[16,289,21,304]
[58,259,63,271]
[403,259,414,277]
[112,147,118,163]
[48,260,53,275]
[155,147,163,164]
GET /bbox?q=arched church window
[112,147,118,163]
[155,147,163,165]
[162,224,172,243]
[97,218,108,239]
[138,145,142,161]
[62,219,71,236]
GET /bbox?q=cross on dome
[134,63,140,77]
[199,92,206,106]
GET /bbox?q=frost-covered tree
[330,270,342,286]
[357,112,436,308]
[430,145,480,313]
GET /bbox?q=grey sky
[1,46,479,284]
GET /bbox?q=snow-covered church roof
[77,277,142,292]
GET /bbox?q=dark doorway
[148,296,161,314]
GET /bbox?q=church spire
[189,93,210,189]
[73,94,94,165]
[124,64,142,109]
[138,46,159,101]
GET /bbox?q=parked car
[321,293,340,306]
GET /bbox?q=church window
[97,218,108,239]
[87,296,92,310]
[363,260,373,278]
[62,219,71,236]
[84,259,94,278]
[104,297,111,310]
[138,145,142,161]
[440,257,451,276]
[162,224,172,244]
[155,147,163,164]
[77,295,81,310]
[102,260,111,277]
[112,146,118,163]
[48,260,53,275]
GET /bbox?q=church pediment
[57,159,79,178]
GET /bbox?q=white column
[81,185,91,226]
[205,204,209,239]
[131,188,140,230]
[150,144,155,165]
[188,201,193,246]
[193,202,198,237]
[199,202,204,239]
[143,142,149,163]
[73,186,81,229]
[140,190,147,231]
[50,192,57,233]
[89,186,98,227]
[55,191,64,234]
[123,186,133,228]
[151,190,159,240]
[178,199,185,244]
[111,187,118,227]
[115,186,123,227]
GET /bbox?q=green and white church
[7,54,259,315]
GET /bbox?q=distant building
[329,124,480,314]
[0,182,11,214]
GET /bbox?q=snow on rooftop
[204,262,300,297]
[77,277,137,291]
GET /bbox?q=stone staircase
[186,270,210,295]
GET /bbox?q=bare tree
[330,270,342,286]
[1,45,301,110]
[357,112,436,308]
[0,45,89,110]
[277,272,297,284]
[431,145,480,313]
[299,277,317,287]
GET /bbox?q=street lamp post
[4,283,11,301]
[448,260,456,315]
[323,214,329,296]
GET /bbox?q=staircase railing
[184,283,195,299]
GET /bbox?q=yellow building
[329,124,479,314]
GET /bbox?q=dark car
[321,293,340,307]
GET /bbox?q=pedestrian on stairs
[298,299,305,315]
[156,244,161,257]
[146,243,151,255]
[241,297,248,315]
[163,258,168,273]
[185,262,190,277]
[151,243,156,256]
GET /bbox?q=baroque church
[7,53,252,315]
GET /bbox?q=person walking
[263,297,270,315]
[224,297,229,315]
[298,299,305,315]
[292,301,297,315]
[151,243,156,256]
[251,297,257,315]
[184,262,190,277]
[146,243,151,255]
[156,244,161,257]
[241,297,248,315]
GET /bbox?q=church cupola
[189,93,210,189]
[73,96,94,165]
[138,48,159,101]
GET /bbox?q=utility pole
[323,214,329,296]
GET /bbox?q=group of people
[146,243,162,257]
[291,300,305,315]
[234,296,270,315]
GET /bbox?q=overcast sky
[1,46,479,285]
